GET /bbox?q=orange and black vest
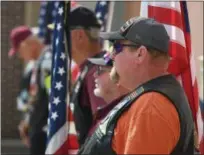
[78,74,194,155]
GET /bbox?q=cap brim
[88,58,107,66]
[99,31,125,41]
[8,48,16,57]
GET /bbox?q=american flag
[45,1,69,154]
[140,1,203,153]
[95,1,110,32]
[38,1,58,44]
[65,1,111,154]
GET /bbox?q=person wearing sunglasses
[84,56,128,135]
[78,17,194,155]
[66,5,108,146]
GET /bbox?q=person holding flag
[78,17,194,154]
[66,4,108,147]
[8,26,36,149]
[8,25,52,154]
[45,1,112,154]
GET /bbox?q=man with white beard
[87,55,129,135]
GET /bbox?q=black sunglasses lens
[114,43,123,53]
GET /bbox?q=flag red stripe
[145,1,203,152]
[67,134,79,149]
[55,140,69,155]
[148,5,183,31]
[55,134,79,154]
[180,5,198,127]
[168,41,189,75]
[67,107,74,121]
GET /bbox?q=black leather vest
[71,63,93,145]
[78,74,194,155]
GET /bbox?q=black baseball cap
[88,52,113,67]
[48,6,101,30]
[100,17,170,53]
[69,6,101,29]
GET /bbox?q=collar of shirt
[94,95,126,121]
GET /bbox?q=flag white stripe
[140,0,204,149]
[164,24,186,48]
[68,121,77,135]
[149,2,181,13]
[140,2,185,48]
[140,1,148,17]
[197,105,204,143]
[68,149,79,154]
[190,52,196,85]
[45,122,68,154]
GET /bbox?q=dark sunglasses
[95,66,110,76]
[113,42,139,54]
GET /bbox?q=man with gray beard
[87,55,129,135]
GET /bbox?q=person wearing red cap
[9,25,52,155]
[9,26,36,149]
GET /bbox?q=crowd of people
[9,3,203,155]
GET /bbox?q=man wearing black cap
[87,55,128,135]
[78,17,194,154]
[67,5,107,146]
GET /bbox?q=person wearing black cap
[86,56,128,135]
[67,5,108,146]
[9,25,52,155]
[78,17,194,154]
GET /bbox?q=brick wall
[1,2,25,138]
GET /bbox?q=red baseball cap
[8,26,32,57]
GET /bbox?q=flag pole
[64,2,72,135]
[64,1,71,103]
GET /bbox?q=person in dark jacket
[78,17,194,155]
[66,5,108,146]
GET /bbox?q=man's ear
[134,45,147,64]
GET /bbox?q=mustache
[109,66,120,84]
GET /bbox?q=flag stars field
[60,52,66,60]
[58,67,65,76]
[57,23,62,31]
[58,7,63,16]
[55,81,63,91]
[100,1,107,6]
[53,96,61,105]
[51,111,58,121]
[55,38,59,46]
